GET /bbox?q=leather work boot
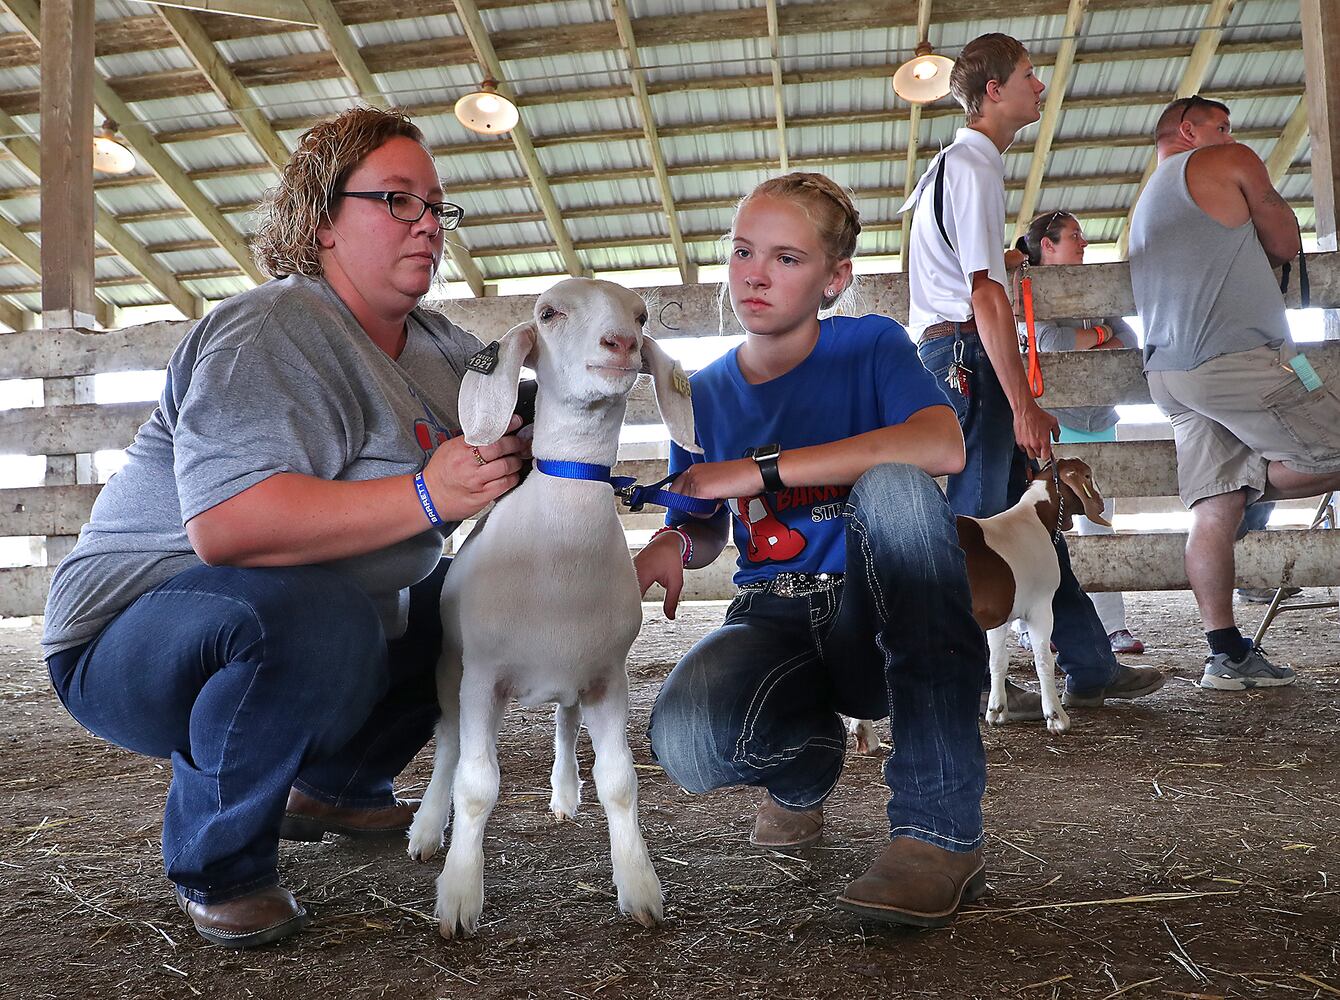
[978,679,1044,722]
[836,837,987,928]
[279,787,419,842]
[749,791,823,849]
[176,885,308,949]
[1062,663,1166,708]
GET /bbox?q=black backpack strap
[932,150,954,254]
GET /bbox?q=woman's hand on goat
[635,535,687,619]
[423,414,530,521]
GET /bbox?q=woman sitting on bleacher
[1014,210,1147,655]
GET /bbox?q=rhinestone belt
[738,571,845,598]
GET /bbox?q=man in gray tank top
[1129,95,1340,692]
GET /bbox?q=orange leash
[1020,268,1044,398]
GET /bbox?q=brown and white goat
[957,457,1110,734]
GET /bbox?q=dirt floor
[2,591,1338,1000]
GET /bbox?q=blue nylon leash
[534,459,718,516]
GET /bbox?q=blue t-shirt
[667,314,952,585]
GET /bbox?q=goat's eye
[637,313,648,326]
[539,306,557,322]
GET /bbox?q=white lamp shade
[454,83,519,135]
[892,51,955,105]
[92,132,136,174]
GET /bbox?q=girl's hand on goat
[634,537,686,620]
[669,459,758,503]
[422,414,529,521]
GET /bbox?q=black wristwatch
[748,442,784,493]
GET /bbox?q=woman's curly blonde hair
[251,107,429,279]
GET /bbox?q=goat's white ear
[641,334,702,454]
[459,321,536,446]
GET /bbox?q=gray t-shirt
[1025,316,1137,434]
[42,274,479,656]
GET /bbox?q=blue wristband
[413,471,442,526]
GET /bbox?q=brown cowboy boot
[176,885,308,949]
[836,837,987,927]
[749,791,823,849]
[279,787,419,841]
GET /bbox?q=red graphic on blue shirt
[729,494,808,563]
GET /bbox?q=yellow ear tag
[672,363,691,398]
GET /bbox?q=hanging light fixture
[892,41,955,105]
[454,80,519,135]
[92,119,136,174]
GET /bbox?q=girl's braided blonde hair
[735,172,862,309]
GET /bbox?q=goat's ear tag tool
[1284,354,1323,392]
[672,363,691,398]
[466,341,500,375]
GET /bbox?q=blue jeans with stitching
[649,463,987,853]
[46,560,446,904]
[918,329,1119,692]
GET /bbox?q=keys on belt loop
[944,337,972,398]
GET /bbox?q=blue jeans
[918,329,1118,692]
[46,561,447,904]
[649,464,987,853]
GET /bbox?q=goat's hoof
[549,789,580,821]
[1046,711,1071,734]
[984,704,1008,726]
[405,825,443,862]
[851,720,883,755]
[616,866,664,928]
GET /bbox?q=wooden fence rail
[2,253,1338,616]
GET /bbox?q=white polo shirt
[902,126,1009,340]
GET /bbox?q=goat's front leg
[550,702,583,820]
[581,673,663,928]
[1025,607,1070,734]
[983,624,1011,725]
[407,650,463,861]
[846,717,883,754]
[435,677,507,939]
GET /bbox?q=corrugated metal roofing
[0,0,1317,324]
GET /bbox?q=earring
[825,287,836,298]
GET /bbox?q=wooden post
[39,0,96,329]
[1302,0,1340,252]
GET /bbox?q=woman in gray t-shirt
[42,109,528,949]
[1013,211,1146,656]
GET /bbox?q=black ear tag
[466,341,500,375]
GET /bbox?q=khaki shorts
[1147,344,1340,508]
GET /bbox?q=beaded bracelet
[414,471,442,526]
[650,525,693,567]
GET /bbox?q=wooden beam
[1,109,203,319]
[609,0,694,284]
[1013,0,1088,237]
[764,0,788,172]
[155,5,291,170]
[451,0,585,277]
[125,0,317,25]
[3,0,269,286]
[39,0,96,329]
[1116,0,1238,258]
[1302,0,1340,251]
[899,0,935,272]
[1265,96,1310,186]
[299,0,382,105]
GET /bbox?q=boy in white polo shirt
[903,32,1164,712]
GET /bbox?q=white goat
[406,278,700,939]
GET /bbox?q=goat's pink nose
[601,333,638,355]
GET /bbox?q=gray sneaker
[1201,646,1296,690]
[979,679,1044,721]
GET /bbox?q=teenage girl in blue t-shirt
[632,173,989,928]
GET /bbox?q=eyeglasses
[336,191,464,230]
